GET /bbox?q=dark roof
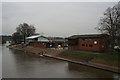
[67,34,109,39]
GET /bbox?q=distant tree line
[0,35,12,44]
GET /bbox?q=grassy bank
[60,50,119,64]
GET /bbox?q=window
[82,44,85,46]
[86,44,88,47]
[89,44,93,47]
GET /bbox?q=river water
[0,45,2,79]
[1,44,119,78]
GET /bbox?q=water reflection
[0,45,2,79]
[2,45,119,78]
[68,62,118,78]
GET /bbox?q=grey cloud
[2,2,116,37]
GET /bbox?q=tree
[16,23,36,43]
[11,23,36,44]
[96,2,120,52]
[12,32,23,44]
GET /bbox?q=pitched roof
[26,35,49,39]
[67,34,108,39]
[26,35,41,39]
[26,35,50,42]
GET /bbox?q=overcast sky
[2,2,117,37]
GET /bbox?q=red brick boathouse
[67,34,110,52]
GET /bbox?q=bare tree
[16,23,36,43]
[97,2,120,52]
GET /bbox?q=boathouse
[48,37,65,48]
[26,35,66,49]
[26,35,50,48]
[67,34,110,52]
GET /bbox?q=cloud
[2,2,116,37]
[0,2,2,35]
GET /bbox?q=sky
[0,2,1,35]
[2,2,117,37]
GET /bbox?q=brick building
[26,35,50,48]
[67,34,110,52]
[26,35,65,49]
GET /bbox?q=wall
[68,36,110,52]
[99,36,110,52]
[29,42,46,48]
[68,39,79,50]
[78,38,100,52]
[51,42,64,48]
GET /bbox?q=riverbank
[57,50,119,73]
[7,44,120,73]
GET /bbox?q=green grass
[62,50,119,63]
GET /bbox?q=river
[0,45,2,79]
[1,44,119,78]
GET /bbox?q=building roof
[26,35,50,42]
[67,34,109,39]
[26,35,49,39]
[26,35,65,42]
[26,35,41,39]
[48,37,65,42]
[38,37,49,42]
